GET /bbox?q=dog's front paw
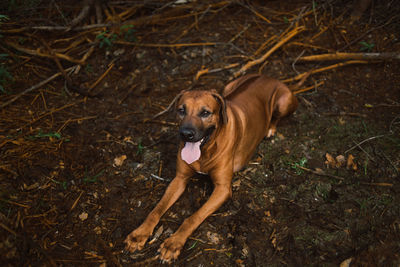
[158,234,186,263]
[124,226,152,253]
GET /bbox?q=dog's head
[176,89,227,145]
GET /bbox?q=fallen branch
[297,166,345,181]
[173,5,211,42]
[282,60,370,83]
[70,191,84,211]
[298,52,400,62]
[0,66,76,109]
[0,222,17,236]
[152,94,185,119]
[22,100,85,130]
[360,182,393,187]
[88,63,115,90]
[0,24,111,33]
[239,3,272,24]
[68,0,94,29]
[195,63,240,81]
[114,41,216,48]
[5,40,86,64]
[293,80,325,95]
[344,134,386,154]
[150,174,168,182]
[233,26,305,78]
[35,36,84,95]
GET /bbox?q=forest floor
[1,1,399,266]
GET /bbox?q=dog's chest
[190,161,209,175]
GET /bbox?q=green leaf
[283,16,289,23]
[0,15,9,21]
[359,41,374,52]
[187,240,197,250]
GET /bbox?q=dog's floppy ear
[211,90,228,124]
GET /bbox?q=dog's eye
[177,107,186,116]
[200,110,211,118]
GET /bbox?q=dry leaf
[346,154,357,171]
[325,153,336,168]
[335,155,346,168]
[123,136,135,145]
[232,179,241,189]
[23,182,39,191]
[270,229,277,248]
[236,258,245,267]
[314,168,325,175]
[79,212,88,221]
[94,226,102,235]
[113,155,127,167]
[207,231,222,245]
[340,258,353,267]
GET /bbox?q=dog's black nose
[179,127,195,141]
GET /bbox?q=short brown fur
[124,74,298,262]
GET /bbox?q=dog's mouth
[180,127,215,165]
[181,138,203,165]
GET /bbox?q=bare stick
[0,66,75,109]
[68,0,94,28]
[293,80,324,95]
[194,63,240,81]
[152,93,182,119]
[0,222,16,236]
[95,0,103,24]
[233,26,305,78]
[282,60,369,83]
[0,24,110,33]
[114,41,216,48]
[5,41,84,64]
[297,166,344,181]
[344,134,386,154]
[88,63,115,90]
[298,52,400,62]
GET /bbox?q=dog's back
[223,75,298,171]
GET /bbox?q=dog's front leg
[159,170,232,262]
[124,168,192,253]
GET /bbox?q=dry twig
[282,60,370,83]
[0,66,76,109]
[233,26,305,78]
[68,0,94,29]
[298,52,400,62]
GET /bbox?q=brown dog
[124,74,298,262]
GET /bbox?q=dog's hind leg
[267,83,298,137]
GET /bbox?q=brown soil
[1,1,399,266]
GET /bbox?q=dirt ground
[1,1,400,266]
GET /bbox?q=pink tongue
[181,141,202,164]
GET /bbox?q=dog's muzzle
[179,126,197,142]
